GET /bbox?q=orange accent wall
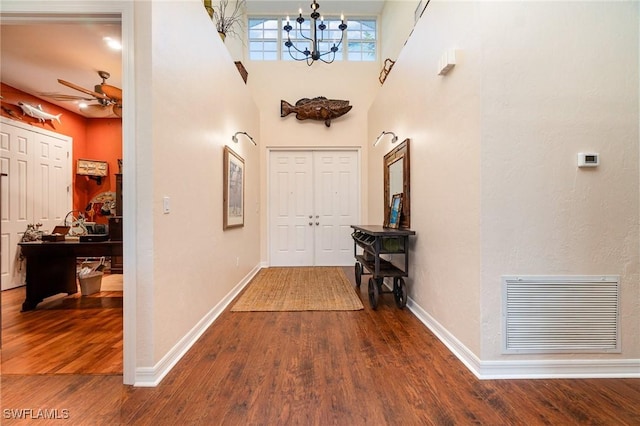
[79,119,123,224]
[0,83,122,224]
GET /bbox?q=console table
[17,240,123,311]
[351,225,416,310]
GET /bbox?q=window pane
[250,16,375,62]
[264,51,278,60]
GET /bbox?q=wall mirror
[383,139,410,228]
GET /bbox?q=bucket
[78,257,106,296]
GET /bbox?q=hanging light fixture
[283,0,347,66]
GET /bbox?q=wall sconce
[232,131,257,146]
[373,131,398,146]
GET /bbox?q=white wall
[478,1,639,360]
[369,0,484,354]
[379,0,418,63]
[246,60,381,262]
[368,0,640,368]
[135,0,260,370]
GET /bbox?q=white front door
[313,151,359,265]
[269,150,359,266]
[0,118,72,290]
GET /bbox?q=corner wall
[368,0,639,375]
[369,0,483,355]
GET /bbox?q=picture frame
[388,193,403,229]
[77,159,108,177]
[383,139,410,228]
[223,146,245,229]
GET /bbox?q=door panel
[313,151,358,266]
[269,151,314,266]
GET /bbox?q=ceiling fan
[54,70,122,118]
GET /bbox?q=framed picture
[223,146,245,229]
[388,193,403,229]
[77,159,108,177]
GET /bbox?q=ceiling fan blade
[112,104,122,117]
[39,92,94,102]
[100,84,122,101]
[58,79,110,101]
[82,104,114,118]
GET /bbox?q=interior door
[313,151,359,265]
[0,119,71,290]
[269,150,359,267]
[269,151,314,266]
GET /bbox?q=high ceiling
[0,1,384,118]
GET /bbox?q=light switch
[163,196,170,214]
[577,152,599,168]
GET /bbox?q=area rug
[231,267,364,312]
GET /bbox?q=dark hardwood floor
[1,283,123,374]
[1,267,639,425]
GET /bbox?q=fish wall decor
[17,102,62,124]
[281,96,352,127]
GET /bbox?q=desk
[18,240,123,311]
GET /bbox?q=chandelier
[283,0,347,65]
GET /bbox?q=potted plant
[204,0,246,41]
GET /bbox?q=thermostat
[577,152,599,168]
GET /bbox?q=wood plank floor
[1,283,123,374]
[2,267,639,425]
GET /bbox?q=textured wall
[368,0,639,361]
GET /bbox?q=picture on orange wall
[85,191,116,222]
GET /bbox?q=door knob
[309,222,313,226]
[315,222,319,226]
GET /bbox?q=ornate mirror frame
[383,138,410,229]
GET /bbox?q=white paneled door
[269,150,359,266]
[0,118,72,290]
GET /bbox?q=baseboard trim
[406,298,640,380]
[134,263,263,387]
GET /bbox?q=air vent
[502,276,619,354]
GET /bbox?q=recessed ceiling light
[103,36,122,51]
[79,102,88,109]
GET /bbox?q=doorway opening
[0,2,135,384]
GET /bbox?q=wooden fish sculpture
[281,96,352,127]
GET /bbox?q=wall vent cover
[502,276,620,354]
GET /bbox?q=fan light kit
[103,37,122,50]
[57,70,122,118]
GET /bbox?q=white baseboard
[407,298,640,379]
[134,263,263,387]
